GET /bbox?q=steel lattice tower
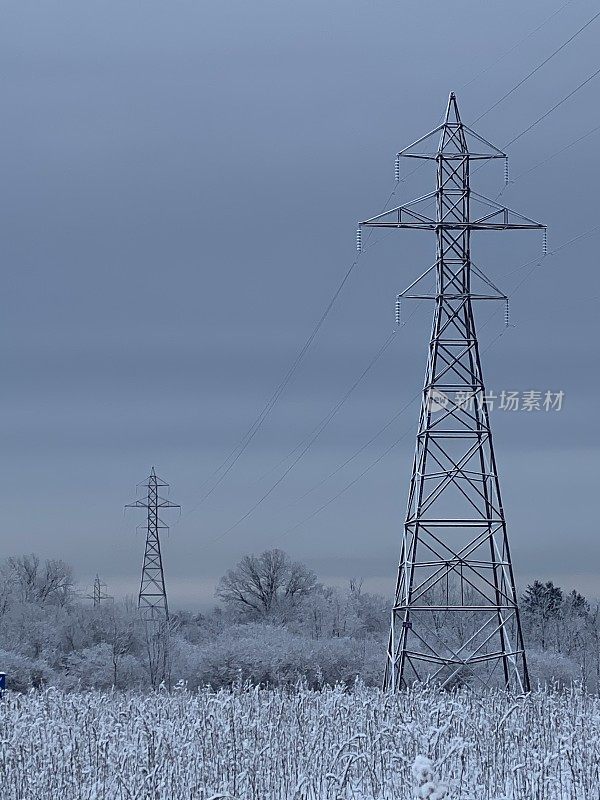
[86,575,112,607]
[126,467,180,622]
[359,94,545,691]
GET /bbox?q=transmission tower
[359,93,545,691]
[125,467,180,622]
[85,575,113,607]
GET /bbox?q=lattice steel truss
[126,467,180,622]
[360,94,545,691]
[86,574,112,607]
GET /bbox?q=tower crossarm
[360,193,544,231]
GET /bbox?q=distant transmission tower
[359,93,544,691]
[86,575,113,607]
[125,467,180,621]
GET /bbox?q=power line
[251,322,399,487]
[203,329,398,543]
[193,299,423,540]
[506,225,600,297]
[471,64,600,187]
[493,121,600,203]
[461,0,576,90]
[511,122,600,183]
[474,7,600,123]
[183,184,405,518]
[292,385,420,506]
[189,260,358,506]
[505,65,600,148]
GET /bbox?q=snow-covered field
[0,684,597,799]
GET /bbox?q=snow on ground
[0,683,597,799]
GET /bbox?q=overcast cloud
[0,0,598,607]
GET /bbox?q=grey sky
[0,0,598,608]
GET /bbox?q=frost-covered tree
[563,589,589,617]
[522,580,563,618]
[216,549,317,620]
[2,554,73,607]
[522,580,564,649]
[289,582,387,640]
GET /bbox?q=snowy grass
[0,683,598,799]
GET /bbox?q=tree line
[0,551,597,691]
